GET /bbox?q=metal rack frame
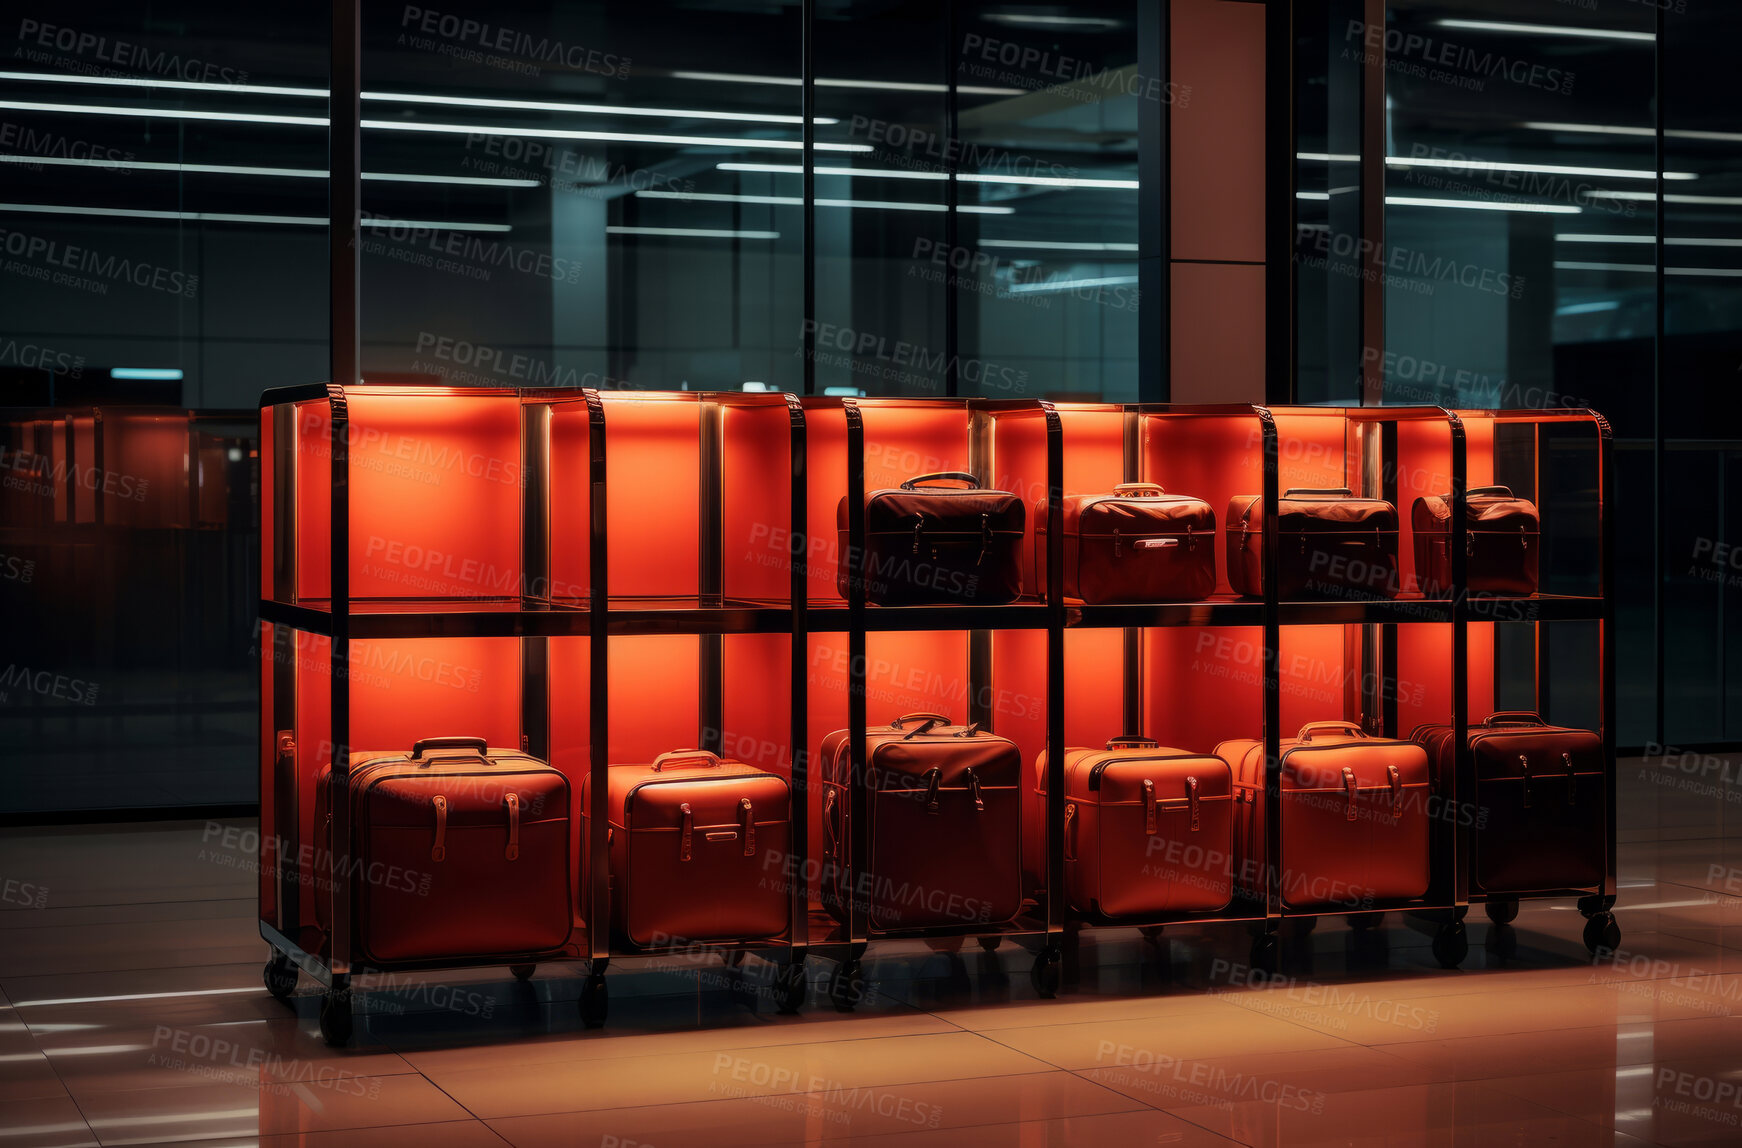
[254,387,1615,1042]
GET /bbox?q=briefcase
[838,472,1025,605]
[1036,484,1217,603]
[316,737,572,965]
[1217,722,1431,909]
[820,713,1023,931]
[582,749,790,948]
[1412,712,1604,894]
[1412,486,1540,597]
[1227,488,1399,600]
[1032,736,1234,918]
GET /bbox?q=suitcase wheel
[318,987,353,1047]
[1138,925,1165,945]
[827,960,864,1012]
[1483,899,1519,926]
[509,963,536,981]
[1582,912,1620,957]
[775,960,807,1015]
[579,972,608,1028]
[1432,922,1468,970]
[1347,911,1386,932]
[263,953,298,1004]
[1029,948,1062,999]
[978,935,1003,953]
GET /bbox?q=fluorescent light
[0,70,840,125]
[1298,152,1361,163]
[1669,267,1742,278]
[0,98,872,153]
[1386,196,1581,214]
[1437,19,1655,43]
[1590,190,1742,205]
[110,368,183,381]
[740,382,773,391]
[0,154,539,187]
[1554,261,1654,273]
[979,239,1138,252]
[1386,156,1694,181]
[365,89,834,126]
[0,202,509,231]
[0,97,324,126]
[983,13,1122,28]
[635,189,1014,214]
[823,386,865,396]
[606,226,779,239]
[1297,191,1331,201]
[666,69,1018,97]
[1556,234,1655,244]
[42,1043,153,1056]
[1525,121,1742,144]
[1008,274,1139,295]
[713,162,1133,189]
[1556,301,1620,316]
[363,118,873,152]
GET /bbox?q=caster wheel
[1029,949,1062,999]
[977,936,1002,953]
[1432,922,1468,969]
[509,963,536,981]
[723,949,747,968]
[318,989,353,1047]
[775,961,806,1015]
[1139,925,1166,945]
[828,960,864,1012]
[1347,911,1385,932]
[1583,912,1621,957]
[1249,933,1280,978]
[579,973,608,1028]
[263,954,298,1004]
[1484,900,1519,926]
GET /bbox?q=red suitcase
[1035,484,1217,603]
[1412,486,1540,597]
[1030,736,1234,918]
[821,713,1023,931]
[1216,722,1431,909]
[1411,712,1604,894]
[1227,488,1399,600]
[582,749,790,948]
[316,737,572,965]
[838,472,1025,605]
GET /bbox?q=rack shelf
[256,387,1615,1040]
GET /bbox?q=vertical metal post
[586,391,610,965]
[1258,408,1282,925]
[1137,1,1169,402]
[784,394,809,959]
[844,401,867,948]
[1042,406,1065,948]
[324,0,361,983]
[1122,410,1143,732]
[1266,0,1297,406]
[1652,4,1666,747]
[1447,413,1468,911]
[522,403,550,760]
[699,403,724,752]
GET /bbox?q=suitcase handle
[412,736,488,760]
[1284,487,1354,498]
[1468,485,1514,498]
[1106,734,1161,749]
[1481,711,1546,727]
[651,748,723,771]
[891,712,952,729]
[900,472,978,491]
[1298,721,1367,742]
[1113,483,1166,497]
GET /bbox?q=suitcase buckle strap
[1519,754,1533,809]
[431,794,448,862]
[680,802,693,861]
[504,792,520,861]
[1063,802,1077,862]
[740,797,756,857]
[1563,753,1576,804]
[978,512,992,566]
[912,514,924,555]
[1387,765,1403,820]
[923,769,942,814]
[951,722,981,738]
[1341,768,1358,821]
[967,768,985,812]
[1187,775,1201,832]
[1114,527,1121,559]
[1142,778,1157,834]
[1521,523,1530,549]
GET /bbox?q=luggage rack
[255,386,1615,1044]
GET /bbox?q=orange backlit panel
[604,399,700,600]
[1145,626,1267,752]
[722,404,795,602]
[607,634,701,761]
[1143,413,1266,596]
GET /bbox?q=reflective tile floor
[2,756,1741,1146]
